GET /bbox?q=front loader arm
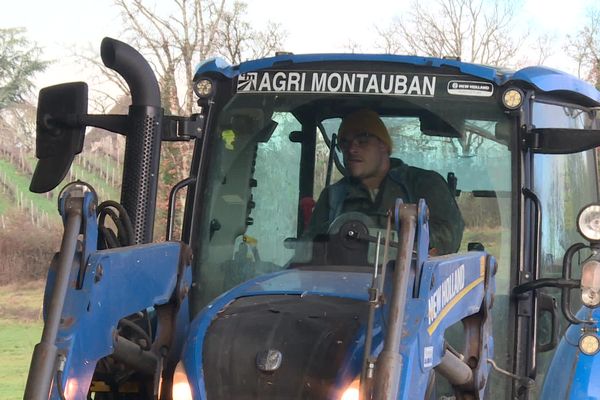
[366,199,496,400]
[24,184,191,400]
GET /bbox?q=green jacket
[306,158,464,254]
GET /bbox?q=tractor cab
[182,56,600,399]
[190,63,510,300]
[24,38,600,399]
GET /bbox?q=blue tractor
[23,38,600,399]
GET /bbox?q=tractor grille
[203,295,368,399]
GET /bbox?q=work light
[577,204,600,242]
[194,78,214,98]
[502,88,524,109]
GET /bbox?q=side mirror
[30,82,88,193]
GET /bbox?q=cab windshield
[193,90,513,309]
[192,88,514,393]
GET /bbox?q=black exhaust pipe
[100,38,160,106]
[100,37,162,244]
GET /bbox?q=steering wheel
[320,212,380,265]
[327,211,378,249]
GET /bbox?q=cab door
[530,99,599,392]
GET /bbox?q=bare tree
[217,2,286,64]
[373,0,528,158]
[565,8,600,89]
[0,103,36,150]
[74,0,287,235]
[375,0,522,66]
[74,43,131,108]
[531,34,555,66]
[113,0,228,115]
[78,0,286,115]
[344,39,363,54]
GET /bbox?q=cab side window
[244,112,302,265]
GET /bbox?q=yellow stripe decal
[427,274,485,336]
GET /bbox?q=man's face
[339,131,390,183]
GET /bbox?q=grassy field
[0,192,10,215]
[0,159,57,217]
[0,282,44,400]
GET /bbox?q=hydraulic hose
[100,37,163,244]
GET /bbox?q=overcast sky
[1,0,597,91]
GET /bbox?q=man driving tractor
[306,108,464,255]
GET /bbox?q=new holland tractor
[23,37,600,399]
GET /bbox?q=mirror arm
[53,113,205,140]
[81,114,129,135]
[44,113,129,136]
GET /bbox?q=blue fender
[541,307,600,399]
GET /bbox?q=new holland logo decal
[447,80,494,97]
[236,71,437,97]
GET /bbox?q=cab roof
[194,53,600,106]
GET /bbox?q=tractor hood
[180,267,376,399]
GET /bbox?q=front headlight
[577,204,600,242]
[581,259,600,308]
[340,377,360,400]
[172,361,193,400]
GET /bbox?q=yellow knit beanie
[338,109,392,152]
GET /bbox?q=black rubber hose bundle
[97,200,135,249]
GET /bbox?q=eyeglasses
[337,132,376,152]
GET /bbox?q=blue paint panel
[194,54,499,82]
[542,307,600,399]
[44,192,191,399]
[243,269,372,300]
[48,243,188,399]
[510,66,600,103]
[540,338,579,399]
[570,350,600,399]
[569,307,600,399]
[402,251,494,399]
